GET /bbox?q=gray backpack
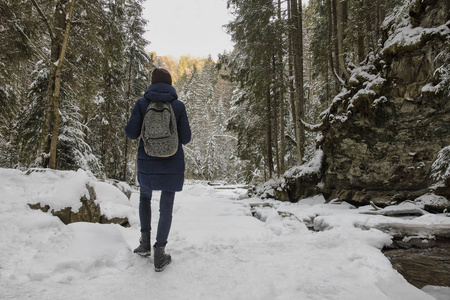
[141,101,178,157]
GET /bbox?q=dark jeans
[139,188,175,247]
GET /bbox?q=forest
[1,1,450,296]
[0,0,447,189]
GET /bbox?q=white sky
[143,0,309,60]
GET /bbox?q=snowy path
[0,169,446,299]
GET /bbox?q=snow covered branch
[300,118,325,133]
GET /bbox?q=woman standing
[125,68,191,272]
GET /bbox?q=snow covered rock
[251,149,324,202]
[28,182,101,224]
[25,168,131,226]
[104,178,134,199]
[414,193,450,213]
[274,149,324,202]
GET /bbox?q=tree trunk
[377,0,386,44]
[266,85,274,178]
[34,0,60,164]
[332,0,339,81]
[337,0,349,81]
[29,0,53,162]
[287,0,298,157]
[102,73,112,175]
[357,0,365,63]
[365,0,375,51]
[272,54,280,178]
[290,0,305,165]
[123,59,133,181]
[48,0,76,169]
[327,0,342,92]
[278,0,286,175]
[287,0,297,135]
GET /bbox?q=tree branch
[12,22,46,60]
[285,134,297,148]
[30,0,55,40]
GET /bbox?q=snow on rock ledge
[251,149,324,202]
[25,168,134,226]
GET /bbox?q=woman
[125,68,191,272]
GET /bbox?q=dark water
[383,238,450,288]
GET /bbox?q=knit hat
[151,68,172,85]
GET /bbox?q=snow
[0,168,448,299]
[422,286,450,300]
[252,149,324,199]
[283,148,323,179]
[414,194,450,211]
[431,146,450,183]
[381,0,450,56]
[372,96,389,107]
[22,168,94,213]
[383,22,450,53]
[422,83,438,93]
[95,181,136,221]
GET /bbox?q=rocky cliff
[319,0,450,206]
[260,0,450,209]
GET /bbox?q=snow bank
[0,168,443,299]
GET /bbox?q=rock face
[319,0,450,206]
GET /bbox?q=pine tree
[0,0,150,178]
[0,0,40,167]
[122,0,152,181]
[226,0,281,180]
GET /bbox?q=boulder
[28,175,130,227]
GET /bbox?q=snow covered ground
[1,168,449,300]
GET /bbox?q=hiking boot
[153,245,171,272]
[133,232,151,257]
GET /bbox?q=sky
[143,0,309,60]
[143,0,233,59]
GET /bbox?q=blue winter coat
[125,83,191,192]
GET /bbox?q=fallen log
[360,206,428,217]
[356,222,450,238]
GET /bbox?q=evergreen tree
[174,56,244,183]
[226,0,281,181]
[0,0,150,179]
[0,0,40,167]
[122,0,152,181]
